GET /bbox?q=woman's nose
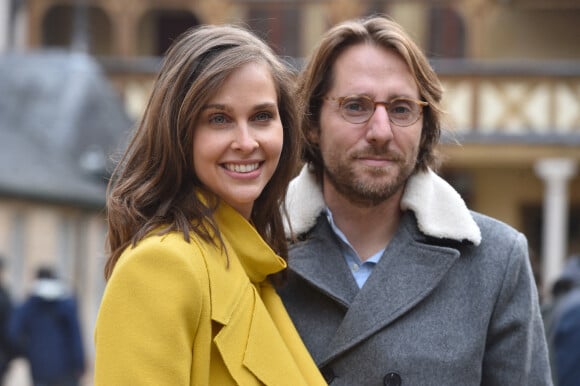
[231,124,259,152]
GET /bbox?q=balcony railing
[100,57,580,143]
[432,59,580,142]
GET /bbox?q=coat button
[320,366,336,383]
[383,372,402,386]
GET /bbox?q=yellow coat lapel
[205,203,325,385]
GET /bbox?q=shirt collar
[324,207,384,265]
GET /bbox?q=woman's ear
[306,128,320,144]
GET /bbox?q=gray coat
[279,166,552,386]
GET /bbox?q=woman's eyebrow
[201,103,228,112]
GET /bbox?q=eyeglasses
[325,95,428,127]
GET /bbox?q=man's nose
[365,104,394,143]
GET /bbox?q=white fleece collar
[284,165,481,245]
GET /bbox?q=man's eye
[392,106,411,114]
[343,99,368,112]
[390,102,412,115]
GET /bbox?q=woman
[94,25,326,385]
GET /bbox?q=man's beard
[323,150,416,208]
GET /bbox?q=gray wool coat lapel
[289,217,359,310]
[312,213,461,366]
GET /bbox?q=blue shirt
[325,208,384,288]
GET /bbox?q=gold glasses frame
[325,95,428,127]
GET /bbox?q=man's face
[317,43,423,207]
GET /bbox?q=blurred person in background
[542,254,580,385]
[0,257,15,385]
[550,254,580,386]
[278,15,552,385]
[8,266,85,386]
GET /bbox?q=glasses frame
[325,95,429,127]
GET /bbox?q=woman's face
[193,61,283,219]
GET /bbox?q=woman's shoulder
[128,228,219,256]
[113,230,216,280]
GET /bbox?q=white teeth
[224,163,260,173]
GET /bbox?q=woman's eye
[209,114,229,125]
[254,111,273,121]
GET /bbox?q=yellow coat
[94,202,326,385]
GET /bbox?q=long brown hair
[297,16,445,181]
[104,24,299,280]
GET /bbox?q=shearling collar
[283,165,481,245]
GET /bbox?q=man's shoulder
[456,211,533,281]
[469,210,524,242]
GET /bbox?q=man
[278,16,552,385]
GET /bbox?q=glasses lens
[340,96,374,123]
[388,98,420,126]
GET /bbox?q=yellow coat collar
[204,201,286,325]
[200,202,324,385]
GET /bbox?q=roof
[0,50,133,208]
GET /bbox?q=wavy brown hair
[297,16,445,181]
[104,24,300,280]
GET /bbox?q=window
[246,4,300,58]
[42,4,112,55]
[427,6,465,58]
[138,9,200,56]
